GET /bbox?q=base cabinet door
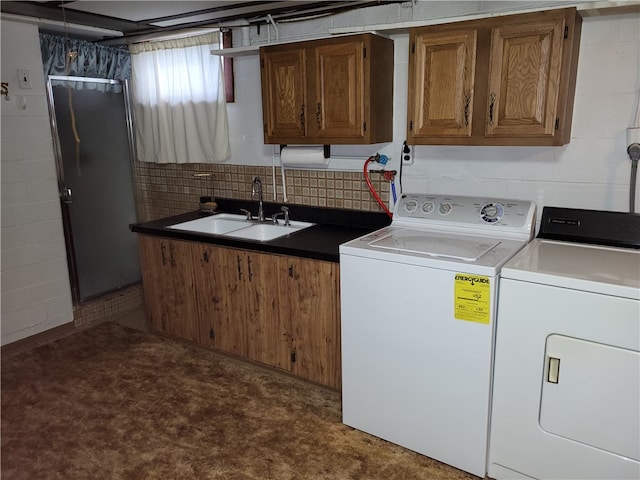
[193,243,247,356]
[138,235,199,343]
[278,256,341,389]
[243,251,291,370]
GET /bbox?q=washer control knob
[480,202,504,223]
[421,202,435,214]
[404,200,418,212]
[438,202,452,215]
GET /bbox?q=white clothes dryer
[489,207,640,480]
[340,193,536,477]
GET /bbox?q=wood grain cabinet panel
[260,33,393,145]
[193,244,248,357]
[409,29,477,138]
[486,18,564,138]
[138,236,341,389]
[277,256,341,389]
[314,41,364,139]
[261,48,307,140]
[138,235,199,343]
[408,8,581,146]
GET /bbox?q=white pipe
[271,152,277,201]
[267,14,279,43]
[276,146,289,203]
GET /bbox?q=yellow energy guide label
[454,273,491,324]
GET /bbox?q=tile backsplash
[133,162,391,222]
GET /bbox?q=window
[130,32,231,164]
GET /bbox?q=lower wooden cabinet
[138,235,200,343]
[278,257,340,389]
[138,235,341,389]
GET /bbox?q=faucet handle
[240,208,253,221]
[281,206,290,226]
[271,212,284,224]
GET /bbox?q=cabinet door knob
[488,93,496,126]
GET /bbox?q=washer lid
[368,229,501,261]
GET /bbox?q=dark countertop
[130,198,391,262]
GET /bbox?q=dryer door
[540,334,640,461]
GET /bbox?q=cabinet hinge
[203,251,209,263]
[555,117,560,130]
[409,120,413,131]
[290,351,296,363]
[288,265,294,277]
[411,42,415,54]
[363,47,367,59]
[564,26,569,39]
[209,328,215,340]
[363,121,367,132]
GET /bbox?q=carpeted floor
[1,322,478,479]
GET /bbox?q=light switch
[18,69,32,89]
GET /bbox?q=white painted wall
[227,3,640,218]
[1,19,74,345]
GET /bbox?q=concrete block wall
[229,3,640,221]
[1,20,74,345]
[1,2,639,344]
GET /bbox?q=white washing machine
[340,193,536,477]
[489,206,640,480]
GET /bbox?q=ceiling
[1,1,400,43]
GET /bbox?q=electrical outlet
[401,141,414,166]
[18,69,32,89]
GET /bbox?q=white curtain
[130,32,231,164]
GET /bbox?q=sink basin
[168,214,314,241]
[168,213,248,235]
[224,221,314,241]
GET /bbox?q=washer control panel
[394,193,536,232]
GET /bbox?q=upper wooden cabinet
[260,33,394,145]
[407,8,582,146]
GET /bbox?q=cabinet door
[409,29,477,139]
[138,236,199,343]
[485,17,565,138]
[195,245,250,356]
[279,257,341,389]
[244,251,291,370]
[313,40,364,139]
[261,48,307,141]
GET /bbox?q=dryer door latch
[547,356,561,384]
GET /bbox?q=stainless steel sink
[168,214,314,241]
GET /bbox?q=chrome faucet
[252,176,265,222]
